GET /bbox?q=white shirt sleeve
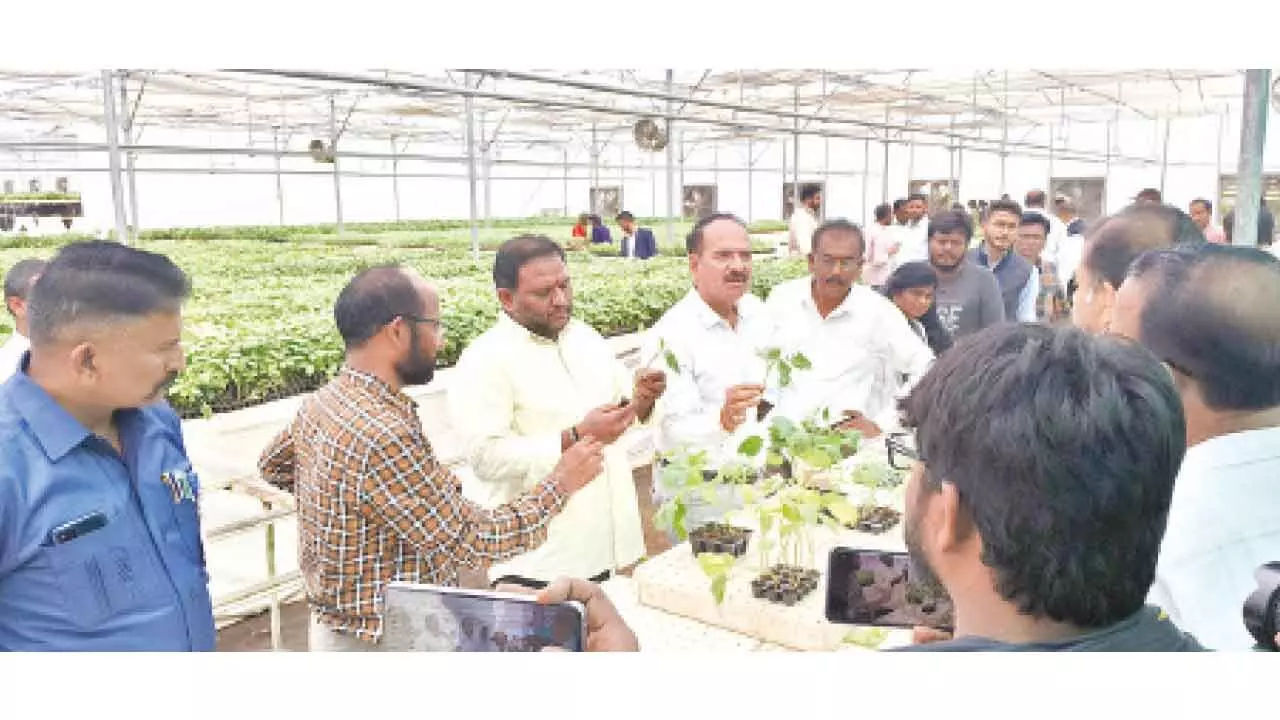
[640,327,727,458]
[870,308,935,432]
[1017,267,1040,322]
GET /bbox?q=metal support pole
[620,143,627,213]
[1000,71,1009,197]
[100,70,129,245]
[1215,109,1226,219]
[390,135,401,222]
[273,127,285,225]
[948,115,957,204]
[120,76,139,240]
[1232,69,1272,247]
[1159,116,1172,197]
[481,114,492,227]
[822,136,829,218]
[1048,122,1055,193]
[678,132,686,217]
[329,95,344,236]
[463,73,479,260]
[881,105,891,202]
[791,86,800,212]
[562,147,570,217]
[861,136,871,223]
[746,137,754,223]
[664,69,675,246]
[590,121,599,212]
[1103,117,1114,215]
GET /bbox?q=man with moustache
[969,198,1039,322]
[644,213,773,532]
[449,235,666,590]
[892,324,1203,651]
[764,219,933,437]
[926,210,1005,338]
[259,264,607,650]
[0,241,216,651]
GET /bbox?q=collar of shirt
[6,361,111,461]
[495,309,577,347]
[337,365,418,417]
[1181,425,1280,476]
[795,278,858,319]
[686,288,761,331]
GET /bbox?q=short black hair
[883,261,953,355]
[893,198,908,212]
[1082,204,1200,289]
[874,203,893,222]
[333,264,424,350]
[4,258,47,301]
[1128,243,1280,411]
[1136,188,1162,203]
[984,198,1023,221]
[1019,212,1051,236]
[800,184,821,202]
[1190,197,1213,214]
[685,212,746,255]
[907,193,928,204]
[493,234,567,291]
[616,211,635,222]
[810,219,864,257]
[27,241,190,345]
[927,210,973,242]
[1223,204,1276,246]
[901,323,1185,629]
[1024,189,1047,208]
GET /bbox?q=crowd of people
[0,184,1276,652]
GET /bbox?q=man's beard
[904,497,948,599]
[396,326,436,387]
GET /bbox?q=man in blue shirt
[0,240,215,651]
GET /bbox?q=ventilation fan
[308,139,335,163]
[633,117,668,152]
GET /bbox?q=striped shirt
[258,367,566,643]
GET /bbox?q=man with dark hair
[450,235,666,589]
[1052,195,1086,289]
[968,199,1039,323]
[1188,198,1226,244]
[1024,188,1067,265]
[1135,188,1163,205]
[588,214,612,245]
[1014,213,1067,323]
[893,198,909,225]
[646,213,772,531]
[894,193,931,263]
[0,257,47,381]
[895,323,1203,651]
[616,211,657,260]
[1222,203,1276,250]
[764,220,933,436]
[787,184,822,257]
[863,202,900,289]
[0,241,215,651]
[1070,203,1199,334]
[927,210,1005,338]
[259,263,607,650]
[1111,243,1280,649]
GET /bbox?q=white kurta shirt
[641,288,774,470]
[447,312,649,582]
[788,207,819,256]
[1147,425,1280,650]
[762,277,934,431]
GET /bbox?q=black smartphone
[825,547,954,631]
[48,511,108,546]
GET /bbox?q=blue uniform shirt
[0,358,216,651]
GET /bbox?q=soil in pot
[688,522,752,558]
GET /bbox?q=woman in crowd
[883,261,953,356]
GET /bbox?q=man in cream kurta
[449,236,664,586]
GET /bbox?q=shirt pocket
[39,514,168,630]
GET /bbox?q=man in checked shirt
[258,265,605,651]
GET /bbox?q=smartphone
[380,582,586,652]
[47,511,108,546]
[825,547,954,631]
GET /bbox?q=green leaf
[663,349,680,373]
[777,362,793,388]
[673,500,688,541]
[710,574,728,605]
[842,627,889,649]
[781,503,802,524]
[696,552,737,578]
[760,347,782,361]
[766,450,784,468]
[737,435,764,457]
[789,352,812,370]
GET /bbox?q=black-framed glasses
[885,432,921,471]
[399,314,444,333]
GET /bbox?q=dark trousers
[493,569,611,590]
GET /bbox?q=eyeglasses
[399,314,444,333]
[885,432,921,471]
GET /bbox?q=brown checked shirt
[258,367,567,643]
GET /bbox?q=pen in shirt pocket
[44,510,109,546]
